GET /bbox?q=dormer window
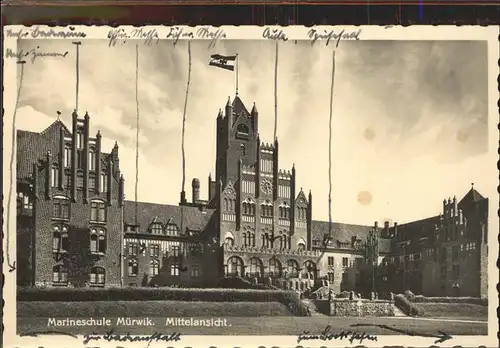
[151,223,163,235]
[166,223,179,236]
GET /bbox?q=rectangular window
[64,146,71,168]
[128,260,138,276]
[128,243,138,256]
[51,167,59,187]
[77,150,84,169]
[342,257,348,268]
[170,263,180,276]
[64,172,71,188]
[191,265,200,277]
[90,267,105,286]
[89,175,96,190]
[100,173,108,192]
[89,151,95,171]
[53,266,68,284]
[150,261,160,276]
[53,198,70,219]
[328,256,334,266]
[150,244,160,258]
[77,172,84,188]
[151,223,163,234]
[90,201,106,222]
[171,246,180,257]
[327,272,334,284]
[77,132,84,149]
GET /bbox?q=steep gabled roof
[123,200,215,234]
[232,95,250,117]
[458,186,485,207]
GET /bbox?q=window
[328,272,334,284]
[128,243,138,256]
[64,172,71,188]
[100,172,108,192]
[53,196,70,220]
[297,242,305,251]
[150,244,160,258]
[51,166,59,187]
[297,207,307,219]
[328,256,334,267]
[151,223,163,235]
[89,174,96,190]
[170,262,180,276]
[21,193,33,210]
[77,171,84,188]
[52,225,69,252]
[64,145,71,168]
[225,237,234,246]
[269,258,281,276]
[77,132,84,149]
[90,267,105,286]
[150,259,160,276]
[279,204,291,219]
[128,259,138,276]
[243,231,255,247]
[342,257,349,269]
[191,265,200,277]
[90,200,106,222]
[171,246,180,257]
[286,259,299,277]
[53,265,68,284]
[90,228,106,254]
[166,224,178,236]
[260,201,273,218]
[240,144,246,156]
[249,258,263,277]
[88,149,95,171]
[242,199,256,216]
[77,150,84,169]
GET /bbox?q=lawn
[18,301,293,318]
[413,303,488,318]
[17,315,488,336]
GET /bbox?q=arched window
[223,198,228,211]
[88,148,96,171]
[303,260,317,279]
[237,123,249,134]
[150,259,160,276]
[52,225,69,252]
[100,171,108,192]
[242,202,248,215]
[90,228,106,254]
[90,200,107,222]
[225,237,234,246]
[227,256,244,276]
[170,262,180,276]
[269,258,282,277]
[240,144,246,156]
[128,258,138,276]
[53,196,70,220]
[64,145,71,168]
[90,266,105,286]
[249,257,263,277]
[261,201,273,218]
[297,241,306,251]
[53,265,68,284]
[286,259,299,278]
[51,165,59,187]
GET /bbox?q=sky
[15,39,492,225]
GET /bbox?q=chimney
[393,222,398,236]
[192,178,200,203]
[180,191,186,205]
[119,174,125,206]
[374,221,378,229]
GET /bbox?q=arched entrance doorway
[249,257,264,278]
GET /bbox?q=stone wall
[328,299,395,317]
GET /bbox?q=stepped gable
[123,200,215,234]
[17,120,71,183]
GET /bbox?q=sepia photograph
[3,25,498,348]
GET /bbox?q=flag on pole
[209,54,237,71]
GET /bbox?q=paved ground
[18,315,488,336]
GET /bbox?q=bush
[394,294,423,316]
[410,295,487,306]
[403,290,416,301]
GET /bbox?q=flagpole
[273,42,278,142]
[328,50,336,241]
[236,53,239,96]
[72,41,82,114]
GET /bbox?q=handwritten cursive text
[308,28,362,47]
[262,28,288,41]
[4,47,69,64]
[83,330,181,347]
[297,325,377,344]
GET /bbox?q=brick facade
[16,96,489,299]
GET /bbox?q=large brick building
[16,95,489,298]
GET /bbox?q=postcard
[3,25,498,348]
